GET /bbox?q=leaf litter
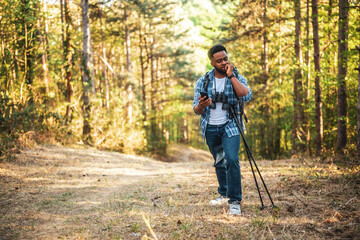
[0,144,359,239]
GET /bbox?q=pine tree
[81,0,92,141]
[312,0,323,155]
[337,0,349,153]
[293,0,305,154]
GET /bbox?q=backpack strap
[232,69,248,123]
[202,69,248,124]
[203,71,211,92]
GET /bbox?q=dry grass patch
[0,144,359,239]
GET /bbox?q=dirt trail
[0,144,359,240]
[0,144,212,239]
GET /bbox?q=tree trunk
[124,8,131,76]
[274,114,281,159]
[260,0,271,159]
[60,0,64,49]
[312,0,323,155]
[274,0,283,158]
[124,7,133,123]
[292,0,305,154]
[40,0,49,96]
[99,4,109,112]
[337,0,349,153]
[304,0,311,154]
[150,33,156,137]
[126,84,134,124]
[64,0,73,124]
[263,0,271,158]
[356,24,360,156]
[139,20,147,121]
[81,0,91,141]
[279,0,283,85]
[21,0,35,104]
[89,35,95,95]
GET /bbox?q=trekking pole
[242,129,276,208]
[229,105,277,210]
[245,143,265,209]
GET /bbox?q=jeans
[205,122,242,203]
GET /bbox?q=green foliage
[213,0,360,158]
[0,0,358,158]
[0,95,60,158]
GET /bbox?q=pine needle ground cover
[0,145,359,239]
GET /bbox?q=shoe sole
[229,212,241,215]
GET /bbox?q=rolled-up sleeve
[237,75,252,103]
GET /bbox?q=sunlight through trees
[0,0,359,159]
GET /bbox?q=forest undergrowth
[0,144,359,240]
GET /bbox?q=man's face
[211,51,230,74]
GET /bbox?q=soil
[0,144,359,239]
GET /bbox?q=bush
[0,95,60,159]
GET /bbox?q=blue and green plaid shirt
[193,68,252,140]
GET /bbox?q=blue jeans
[205,123,242,203]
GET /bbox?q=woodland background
[1,0,360,160]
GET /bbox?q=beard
[215,66,227,75]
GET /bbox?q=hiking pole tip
[272,205,280,217]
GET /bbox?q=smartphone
[200,91,209,100]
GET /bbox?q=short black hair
[208,44,227,60]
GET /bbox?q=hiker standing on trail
[193,44,252,215]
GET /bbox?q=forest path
[0,144,212,239]
[0,144,359,239]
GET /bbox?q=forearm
[230,76,249,97]
[194,104,205,115]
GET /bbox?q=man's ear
[210,59,215,67]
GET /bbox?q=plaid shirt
[193,68,252,140]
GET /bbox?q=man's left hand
[225,63,234,77]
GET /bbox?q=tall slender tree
[293,0,305,154]
[356,25,360,156]
[99,3,109,112]
[124,7,134,123]
[40,0,49,95]
[19,0,38,103]
[81,0,92,141]
[124,8,131,77]
[60,0,64,49]
[312,0,323,155]
[138,16,147,121]
[337,0,349,152]
[64,0,73,124]
[150,23,156,145]
[274,0,283,158]
[304,0,311,154]
[259,0,269,158]
[89,31,96,96]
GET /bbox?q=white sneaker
[229,202,241,215]
[209,195,229,205]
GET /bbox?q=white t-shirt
[209,77,228,125]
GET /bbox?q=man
[193,44,252,215]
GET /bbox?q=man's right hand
[195,95,212,114]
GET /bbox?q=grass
[0,144,359,239]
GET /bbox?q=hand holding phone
[200,91,209,100]
[197,91,212,112]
